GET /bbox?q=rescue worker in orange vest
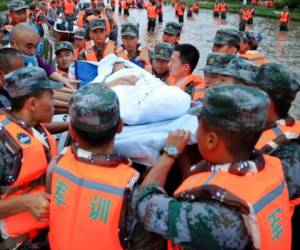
[151,43,174,82]
[115,22,152,71]
[177,1,185,23]
[111,0,116,11]
[54,41,75,79]
[47,0,59,26]
[192,1,200,14]
[239,31,271,65]
[246,63,300,250]
[187,4,193,18]
[146,0,157,32]
[156,0,164,23]
[7,0,28,28]
[123,0,130,16]
[213,0,220,18]
[48,83,166,250]
[63,0,75,31]
[74,28,87,60]
[79,18,116,62]
[118,0,123,14]
[0,67,63,249]
[211,28,242,54]
[133,84,292,250]
[279,6,290,31]
[219,0,228,20]
[167,44,204,103]
[247,4,255,24]
[105,7,118,43]
[162,22,182,46]
[239,4,248,31]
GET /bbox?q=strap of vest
[175,183,251,214]
[0,233,29,250]
[0,174,45,196]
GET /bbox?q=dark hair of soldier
[71,119,120,147]
[10,90,51,111]
[175,44,199,73]
[0,48,22,74]
[200,116,262,160]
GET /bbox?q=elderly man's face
[12,31,40,56]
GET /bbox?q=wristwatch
[163,145,179,159]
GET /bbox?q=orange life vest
[280,11,289,23]
[118,46,151,66]
[48,146,139,250]
[256,121,300,214]
[241,51,271,66]
[86,15,97,23]
[172,155,291,250]
[177,4,184,16]
[84,40,116,62]
[147,5,157,19]
[77,11,85,28]
[220,3,227,12]
[248,8,255,18]
[213,3,220,12]
[74,47,85,60]
[0,113,57,244]
[122,0,129,10]
[64,0,75,15]
[168,74,205,101]
[241,8,248,21]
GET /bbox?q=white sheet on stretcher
[91,54,191,125]
[115,114,198,166]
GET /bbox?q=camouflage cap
[163,22,182,35]
[253,62,300,107]
[243,31,263,46]
[188,84,270,132]
[8,0,28,11]
[4,67,63,98]
[121,22,139,37]
[54,41,74,54]
[203,53,236,74]
[74,28,87,39]
[212,28,242,48]
[221,56,260,84]
[90,18,106,31]
[85,7,94,15]
[0,15,8,30]
[69,83,120,134]
[152,43,174,61]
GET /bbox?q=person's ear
[26,96,37,112]
[116,119,124,134]
[207,131,219,150]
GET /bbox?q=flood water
[114,5,300,74]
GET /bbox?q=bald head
[10,23,40,56]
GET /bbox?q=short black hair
[202,118,262,159]
[10,90,47,111]
[72,119,120,147]
[274,102,291,119]
[174,44,199,73]
[0,48,23,74]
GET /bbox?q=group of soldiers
[0,0,300,250]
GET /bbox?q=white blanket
[91,54,191,125]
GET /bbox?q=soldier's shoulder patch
[16,132,31,144]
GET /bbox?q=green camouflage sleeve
[0,139,15,183]
[272,141,300,200]
[134,184,251,250]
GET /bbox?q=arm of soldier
[133,185,250,249]
[272,142,300,200]
[49,72,78,89]
[43,121,69,134]
[141,129,191,187]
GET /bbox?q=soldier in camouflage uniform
[247,62,300,250]
[54,41,75,79]
[151,43,174,82]
[211,28,242,54]
[48,83,166,250]
[162,22,182,46]
[133,84,292,249]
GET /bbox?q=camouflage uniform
[133,84,272,250]
[242,31,263,48]
[54,41,74,55]
[151,43,174,82]
[7,0,28,12]
[211,28,242,49]
[163,22,182,45]
[251,62,300,200]
[68,83,166,250]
